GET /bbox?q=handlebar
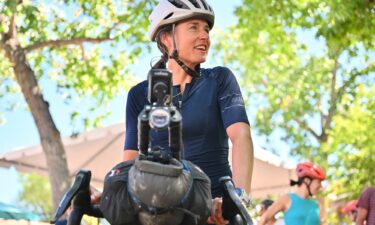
[51,170,102,225]
[220,176,253,225]
[52,173,253,225]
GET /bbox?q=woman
[258,162,326,225]
[123,0,254,224]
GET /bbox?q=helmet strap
[303,177,313,197]
[169,24,201,78]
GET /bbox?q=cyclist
[342,200,358,224]
[258,162,326,225]
[123,0,254,224]
[356,187,375,225]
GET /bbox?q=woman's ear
[160,32,172,54]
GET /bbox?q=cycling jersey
[124,66,249,197]
[284,193,320,225]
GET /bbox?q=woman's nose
[199,30,209,40]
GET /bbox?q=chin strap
[169,24,201,78]
[304,178,313,197]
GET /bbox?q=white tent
[0,123,296,198]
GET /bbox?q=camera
[148,69,172,106]
[138,68,182,163]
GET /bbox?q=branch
[318,100,326,129]
[8,15,16,38]
[24,37,112,53]
[324,58,340,131]
[294,118,321,141]
[6,0,23,39]
[109,21,122,31]
[337,63,374,101]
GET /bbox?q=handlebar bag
[100,160,139,225]
[100,157,211,225]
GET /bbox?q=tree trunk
[1,34,71,210]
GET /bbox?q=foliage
[19,172,53,221]
[18,172,106,223]
[0,0,155,131]
[216,0,374,223]
[1,0,156,212]
[324,85,375,201]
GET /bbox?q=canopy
[0,123,296,198]
[0,202,40,221]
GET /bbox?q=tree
[217,0,374,221]
[0,0,155,210]
[19,172,106,223]
[19,172,52,221]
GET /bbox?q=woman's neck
[167,59,193,93]
[294,185,310,199]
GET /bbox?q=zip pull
[179,100,182,110]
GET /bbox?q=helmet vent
[168,0,189,9]
[200,0,209,10]
[190,0,201,8]
[164,12,174,20]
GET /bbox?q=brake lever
[51,170,91,223]
[220,176,253,225]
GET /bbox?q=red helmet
[342,200,358,214]
[296,162,326,180]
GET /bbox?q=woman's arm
[123,149,139,161]
[258,194,290,225]
[356,207,368,225]
[227,122,254,194]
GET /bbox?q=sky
[0,0,250,206]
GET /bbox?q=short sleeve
[357,187,372,210]
[216,67,249,128]
[124,83,147,150]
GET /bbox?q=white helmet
[148,0,215,41]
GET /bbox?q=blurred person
[258,162,326,225]
[258,199,285,225]
[342,200,358,224]
[356,187,375,225]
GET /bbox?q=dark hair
[153,25,173,69]
[290,177,312,186]
[261,199,274,210]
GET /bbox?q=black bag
[100,160,139,225]
[100,157,212,225]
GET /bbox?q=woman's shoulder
[201,66,237,86]
[129,80,148,95]
[273,194,292,212]
[201,66,234,78]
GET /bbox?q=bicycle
[51,68,253,225]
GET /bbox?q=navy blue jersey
[124,66,249,197]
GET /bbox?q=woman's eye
[190,26,197,30]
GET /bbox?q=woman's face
[163,19,211,68]
[308,179,323,195]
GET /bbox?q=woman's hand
[207,198,229,225]
[89,185,102,204]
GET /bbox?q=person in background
[356,187,375,225]
[258,199,285,225]
[342,200,358,224]
[258,162,326,225]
